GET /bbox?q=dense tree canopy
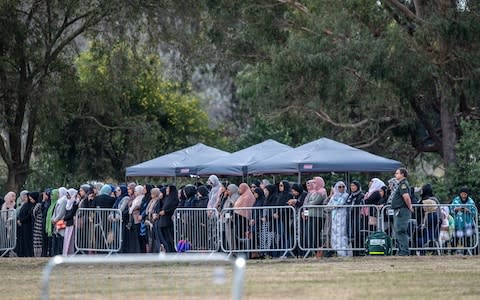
[1,0,479,196]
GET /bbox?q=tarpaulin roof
[197,139,293,176]
[125,143,230,177]
[248,137,402,174]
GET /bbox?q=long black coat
[17,202,34,257]
[159,196,179,228]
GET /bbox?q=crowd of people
[0,168,478,258]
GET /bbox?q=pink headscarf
[314,176,327,196]
[234,183,256,219]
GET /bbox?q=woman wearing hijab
[250,187,265,258]
[63,188,79,256]
[110,185,129,253]
[305,177,328,256]
[41,189,51,257]
[222,184,239,251]
[365,178,386,205]
[151,187,167,253]
[30,192,44,257]
[45,189,58,256]
[1,192,16,256]
[182,185,196,208]
[17,191,34,257]
[207,175,221,250]
[288,183,307,256]
[92,185,116,208]
[145,187,160,253]
[260,184,277,255]
[364,178,386,231]
[273,180,292,256]
[207,175,221,209]
[345,180,365,256]
[139,184,154,253]
[159,185,179,252]
[16,190,29,217]
[328,181,350,257]
[126,185,144,253]
[233,183,256,251]
[415,199,440,254]
[451,186,477,253]
[52,187,68,256]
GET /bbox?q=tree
[199,0,480,169]
[364,0,480,167]
[34,40,215,185]
[0,0,118,192]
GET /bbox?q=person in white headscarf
[207,175,221,209]
[126,185,144,253]
[328,181,350,257]
[364,178,387,231]
[223,184,240,250]
[365,178,386,200]
[51,187,68,256]
[62,188,78,256]
[16,190,29,217]
[206,175,221,249]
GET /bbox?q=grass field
[1,255,480,299]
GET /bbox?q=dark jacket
[92,194,115,208]
[159,194,179,227]
[63,202,79,227]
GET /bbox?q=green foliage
[446,119,480,205]
[230,0,414,162]
[32,41,215,185]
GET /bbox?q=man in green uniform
[391,167,414,256]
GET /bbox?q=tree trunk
[5,163,29,193]
[437,77,457,168]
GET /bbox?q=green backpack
[365,231,392,256]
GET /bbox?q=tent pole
[297,172,301,184]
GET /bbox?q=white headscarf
[130,185,145,214]
[66,188,78,210]
[328,181,349,206]
[365,178,385,198]
[207,175,221,209]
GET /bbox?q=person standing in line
[328,181,349,257]
[41,189,51,257]
[159,185,179,252]
[30,192,44,257]
[391,167,414,256]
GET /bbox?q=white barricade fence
[0,209,16,257]
[40,253,246,300]
[74,208,122,255]
[220,206,297,257]
[381,203,479,255]
[174,208,220,253]
[298,205,381,257]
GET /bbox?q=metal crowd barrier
[381,203,479,255]
[171,203,479,257]
[298,204,380,257]
[74,208,122,255]
[220,206,297,258]
[174,208,220,253]
[0,209,16,257]
[40,253,246,300]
